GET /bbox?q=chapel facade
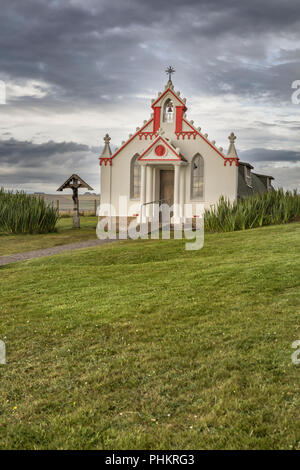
[99,71,273,223]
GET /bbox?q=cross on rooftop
[165,65,175,82]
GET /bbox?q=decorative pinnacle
[104,133,111,144]
[228,132,236,144]
[165,65,175,82]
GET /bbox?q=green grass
[0,223,299,449]
[0,216,98,256]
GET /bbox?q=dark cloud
[0,138,90,166]
[1,0,300,104]
[0,138,98,192]
[240,148,300,163]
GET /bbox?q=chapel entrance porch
[139,162,187,224]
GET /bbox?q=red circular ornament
[155,145,166,156]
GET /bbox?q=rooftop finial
[101,133,112,158]
[104,133,111,144]
[165,65,175,83]
[228,132,236,144]
[227,132,238,158]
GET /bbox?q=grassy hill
[0,222,299,449]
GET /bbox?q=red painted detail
[99,157,112,166]
[111,118,153,159]
[138,132,158,140]
[137,136,182,161]
[175,106,184,133]
[175,131,197,140]
[153,107,160,132]
[152,87,187,110]
[132,213,139,217]
[224,158,239,167]
[155,145,166,156]
[182,118,239,166]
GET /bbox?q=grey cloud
[240,148,300,163]
[0,138,91,166]
[0,137,99,192]
[1,0,300,105]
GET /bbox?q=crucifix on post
[57,174,93,228]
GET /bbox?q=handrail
[140,198,170,226]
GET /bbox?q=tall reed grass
[204,189,300,232]
[0,188,59,234]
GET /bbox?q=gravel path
[0,238,120,267]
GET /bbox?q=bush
[204,189,300,232]
[0,188,59,234]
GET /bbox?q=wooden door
[160,170,174,205]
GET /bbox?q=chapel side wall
[177,137,238,210]
[109,138,147,217]
[100,165,110,206]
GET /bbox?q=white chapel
[99,68,273,224]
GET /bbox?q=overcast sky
[0,0,300,193]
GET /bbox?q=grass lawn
[0,222,299,449]
[0,216,98,256]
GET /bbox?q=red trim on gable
[137,136,182,161]
[111,118,154,159]
[175,106,183,133]
[138,132,158,140]
[153,108,160,132]
[182,118,239,166]
[224,158,239,167]
[99,157,112,166]
[151,87,187,110]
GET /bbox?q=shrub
[204,189,300,232]
[0,188,59,234]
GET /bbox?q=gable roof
[239,161,254,169]
[182,118,238,164]
[111,118,153,160]
[151,86,187,109]
[252,172,274,180]
[138,136,186,161]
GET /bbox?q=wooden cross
[57,174,93,228]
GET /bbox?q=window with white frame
[130,154,141,199]
[191,154,204,199]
